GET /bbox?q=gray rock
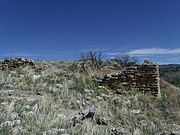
[43,128,66,135]
[111,127,131,135]
[131,109,141,114]
[84,89,94,93]
[55,84,64,89]
[72,105,96,126]
[139,120,147,126]
[96,116,112,125]
[121,100,131,107]
[24,105,31,111]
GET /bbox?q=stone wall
[100,62,161,96]
[0,58,52,70]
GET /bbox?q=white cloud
[125,48,180,56]
[104,52,120,56]
[105,48,180,56]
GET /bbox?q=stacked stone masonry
[101,62,161,96]
[0,58,52,70]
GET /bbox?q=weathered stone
[99,61,161,96]
[112,97,121,105]
[55,84,64,89]
[131,109,141,114]
[111,127,131,135]
[71,105,96,126]
[0,58,52,70]
[139,120,147,126]
[96,96,103,100]
[24,105,31,111]
[43,128,66,135]
[32,75,41,81]
[96,116,112,125]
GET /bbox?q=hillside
[0,58,180,135]
[160,64,180,69]
[160,64,180,87]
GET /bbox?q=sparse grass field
[0,62,180,135]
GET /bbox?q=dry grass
[160,79,180,123]
[0,65,180,134]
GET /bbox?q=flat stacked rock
[0,58,52,70]
[99,61,161,96]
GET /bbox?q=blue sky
[0,0,180,64]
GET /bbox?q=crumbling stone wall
[100,62,161,96]
[0,58,52,70]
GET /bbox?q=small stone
[131,109,141,114]
[98,86,106,89]
[15,119,21,125]
[112,97,121,105]
[24,105,31,111]
[111,127,131,135]
[96,116,112,125]
[121,100,131,107]
[84,89,94,93]
[106,74,112,78]
[139,120,147,126]
[43,128,66,135]
[85,92,93,97]
[96,96,103,100]
[32,75,41,80]
[55,84,64,89]
[85,96,92,100]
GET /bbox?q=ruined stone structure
[0,58,52,70]
[100,62,161,96]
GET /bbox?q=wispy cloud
[125,48,180,56]
[104,52,121,56]
[105,48,180,56]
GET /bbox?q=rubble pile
[0,58,52,70]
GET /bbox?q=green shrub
[71,78,85,93]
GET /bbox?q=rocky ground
[0,59,180,135]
